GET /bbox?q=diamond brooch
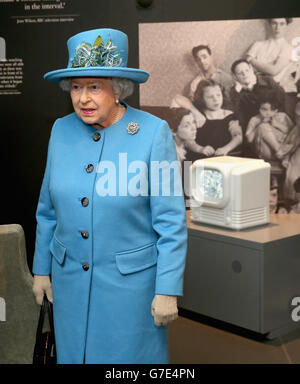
[127,121,139,135]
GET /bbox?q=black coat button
[81,230,89,239]
[85,164,94,173]
[82,262,89,271]
[93,132,101,141]
[81,197,89,207]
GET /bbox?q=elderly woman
[32,28,187,364]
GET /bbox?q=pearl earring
[116,99,119,105]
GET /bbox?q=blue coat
[33,104,187,364]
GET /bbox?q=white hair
[111,77,135,100]
[59,78,72,92]
[59,77,135,100]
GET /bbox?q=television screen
[201,169,223,201]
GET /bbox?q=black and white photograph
[139,18,300,213]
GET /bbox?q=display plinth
[179,212,300,338]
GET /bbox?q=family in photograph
[171,18,300,212]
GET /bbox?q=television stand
[179,212,300,339]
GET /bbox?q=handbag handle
[46,296,55,334]
[33,294,56,364]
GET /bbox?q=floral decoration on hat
[44,28,149,84]
[71,35,124,68]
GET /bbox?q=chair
[0,224,40,363]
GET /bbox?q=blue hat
[44,28,149,84]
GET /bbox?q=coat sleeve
[32,120,59,275]
[149,120,188,296]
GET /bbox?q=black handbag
[33,295,57,364]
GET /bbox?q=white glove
[32,275,53,305]
[151,294,178,326]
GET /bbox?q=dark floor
[168,311,300,364]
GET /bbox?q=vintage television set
[189,156,271,230]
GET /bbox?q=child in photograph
[246,91,294,161]
[173,111,197,163]
[279,100,300,201]
[269,175,288,213]
[184,79,243,162]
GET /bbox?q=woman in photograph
[184,79,243,162]
[32,28,187,364]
